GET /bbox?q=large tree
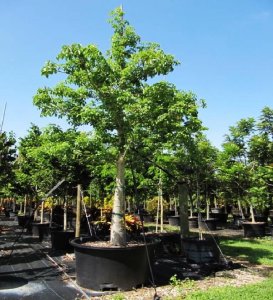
[33,7,203,246]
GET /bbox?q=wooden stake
[75,185,81,238]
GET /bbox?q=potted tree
[33,7,203,291]
[241,165,268,237]
[218,109,273,236]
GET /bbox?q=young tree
[33,7,203,246]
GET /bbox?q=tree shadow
[219,237,273,264]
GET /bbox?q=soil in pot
[242,222,266,238]
[70,237,157,291]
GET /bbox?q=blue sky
[0,0,272,149]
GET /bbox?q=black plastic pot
[242,222,266,237]
[50,229,75,252]
[232,214,245,229]
[143,214,154,223]
[182,237,220,264]
[188,217,198,229]
[70,237,156,291]
[168,216,180,226]
[269,225,273,236]
[32,222,50,242]
[199,218,217,231]
[17,215,33,233]
[211,213,228,228]
[145,232,180,256]
[250,215,268,224]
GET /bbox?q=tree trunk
[64,196,67,231]
[206,200,210,220]
[110,152,126,246]
[155,192,160,233]
[24,195,27,215]
[238,199,245,219]
[250,204,255,223]
[19,202,22,214]
[178,182,189,238]
[159,177,164,232]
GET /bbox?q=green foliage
[16,124,99,198]
[33,7,204,245]
[0,131,17,196]
[217,107,273,212]
[109,293,126,300]
[170,274,196,295]
[146,196,169,216]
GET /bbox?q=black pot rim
[242,221,266,225]
[70,237,155,251]
[182,237,214,243]
[51,228,75,233]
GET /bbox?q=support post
[75,185,81,238]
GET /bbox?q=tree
[33,7,203,246]
[0,131,17,197]
[16,124,98,200]
[217,107,273,222]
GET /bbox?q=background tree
[0,131,17,198]
[217,107,273,222]
[16,124,98,203]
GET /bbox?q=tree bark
[110,152,126,246]
[178,182,189,238]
